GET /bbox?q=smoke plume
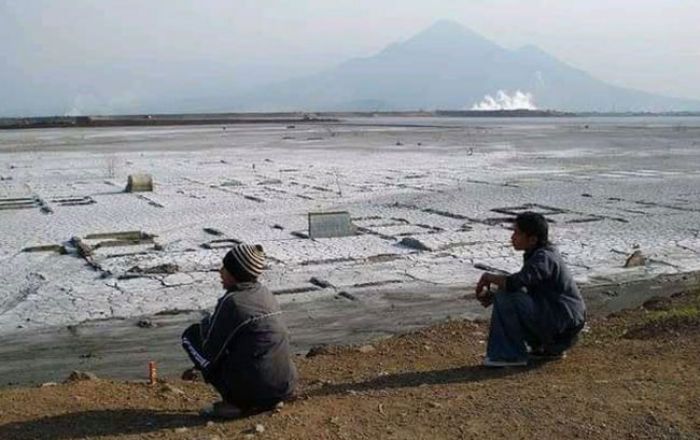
[471,90,537,110]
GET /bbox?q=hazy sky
[2,0,699,116]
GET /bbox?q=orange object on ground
[148,361,157,385]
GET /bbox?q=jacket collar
[226,281,260,293]
[523,244,552,261]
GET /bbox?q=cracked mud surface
[1,117,700,334]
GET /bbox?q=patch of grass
[584,288,700,343]
[624,305,700,340]
[646,306,700,323]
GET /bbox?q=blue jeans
[486,290,581,361]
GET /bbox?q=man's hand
[181,367,201,382]
[475,273,491,296]
[476,288,493,307]
[475,273,506,308]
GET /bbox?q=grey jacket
[182,282,297,405]
[505,245,586,333]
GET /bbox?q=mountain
[234,20,700,112]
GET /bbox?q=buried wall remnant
[65,230,158,274]
[0,197,40,211]
[50,196,96,207]
[398,237,432,251]
[21,244,67,254]
[83,230,156,249]
[308,211,356,239]
[125,174,154,192]
[201,238,242,249]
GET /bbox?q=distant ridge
[0,113,337,130]
[6,110,700,130]
[234,20,700,113]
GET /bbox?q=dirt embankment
[1,289,699,440]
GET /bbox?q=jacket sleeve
[505,251,552,293]
[201,294,241,368]
[181,322,210,371]
[181,295,238,373]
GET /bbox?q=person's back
[507,244,586,335]
[219,282,296,407]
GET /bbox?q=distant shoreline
[2,110,700,130]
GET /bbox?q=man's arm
[181,295,238,373]
[505,252,551,292]
[201,295,239,368]
[476,272,507,294]
[182,322,210,371]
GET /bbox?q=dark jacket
[182,282,297,406]
[505,245,586,333]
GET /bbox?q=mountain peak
[411,19,489,43]
[387,19,503,57]
[237,22,700,112]
[424,19,470,33]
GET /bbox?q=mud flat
[1,116,700,384]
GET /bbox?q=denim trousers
[486,289,581,361]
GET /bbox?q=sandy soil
[1,288,699,440]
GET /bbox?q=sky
[1,0,699,116]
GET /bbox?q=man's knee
[493,289,528,308]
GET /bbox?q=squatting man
[476,212,587,367]
[182,243,297,419]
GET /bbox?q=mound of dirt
[623,309,700,340]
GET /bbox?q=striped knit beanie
[223,243,266,282]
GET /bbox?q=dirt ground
[1,289,699,440]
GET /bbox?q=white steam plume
[471,90,537,111]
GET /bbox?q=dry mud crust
[1,290,699,440]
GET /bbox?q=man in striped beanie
[222,243,265,282]
[182,243,297,419]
